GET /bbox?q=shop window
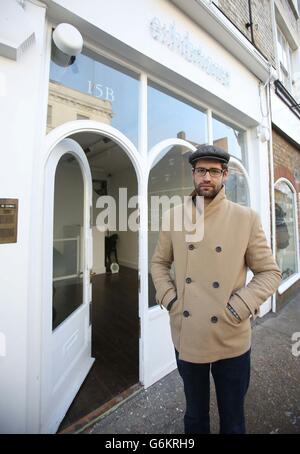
[148,82,207,150]
[48,48,139,146]
[212,114,247,166]
[148,144,194,308]
[275,180,299,284]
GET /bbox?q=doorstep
[58,383,142,434]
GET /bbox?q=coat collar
[180,186,227,240]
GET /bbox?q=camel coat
[151,186,282,363]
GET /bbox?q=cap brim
[190,155,228,164]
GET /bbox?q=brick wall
[272,128,300,309]
[217,0,276,66]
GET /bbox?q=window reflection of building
[49,49,140,145]
[47,81,113,133]
[275,181,298,282]
[148,82,207,149]
[212,115,247,165]
[225,161,249,207]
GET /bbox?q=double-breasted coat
[151,186,282,363]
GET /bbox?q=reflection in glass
[225,161,250,206]
[275,182,298,282]
[148,145,194,308]
[148,82,207,150]
[52,154,84,330]
[212,115,247,165]
[48,48,139,145]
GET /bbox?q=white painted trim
[148,138,197,170]
[144,361,177,389]
[139,72,148,159]
[44,120,142,177]
[26,18,53,434]
[137,72,148,394]
[207,108,213,145]
[278,273,300,294]
[259,299,272,317]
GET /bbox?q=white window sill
[278,273,300,294]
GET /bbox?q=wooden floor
[58,266,139,432]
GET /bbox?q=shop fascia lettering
[150,17,230,87]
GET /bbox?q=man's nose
[203,171,211,181]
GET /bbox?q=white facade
[0,0,276,433]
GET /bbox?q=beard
[194,182,223,199]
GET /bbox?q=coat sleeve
[229,211,282,321]
[150,212,177,310]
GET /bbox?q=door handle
[90,271,97,281]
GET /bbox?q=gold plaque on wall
[0,199,18,244]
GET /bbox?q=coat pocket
[224,303,241,325]
[167,296,178,313]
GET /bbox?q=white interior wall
[109,165,138,269]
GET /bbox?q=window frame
[276,26,293,92]
[274,177,300,294]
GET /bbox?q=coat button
[186,277,192,284]
[212,281,220,288]
[215,246,222,252]
[211,316,218,323]
[183,310,190,318]
[254,309,258,315]
[188,244,195,250]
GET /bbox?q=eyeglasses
[193,167,224,177]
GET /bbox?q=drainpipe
[269,0,280,312]
[245,0,255,45]
[258,62,278,314]
[266,72,278,313]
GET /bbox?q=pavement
[82,296,300,434]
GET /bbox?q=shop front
[0,0,274,433]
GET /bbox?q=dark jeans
[175,349,251,434]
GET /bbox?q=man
[151,144,281,434]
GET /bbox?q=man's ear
[222,169,229,183]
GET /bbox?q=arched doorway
[41,122,141,433]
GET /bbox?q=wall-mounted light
[51,23,83,67]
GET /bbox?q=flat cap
[188,144,230,166]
